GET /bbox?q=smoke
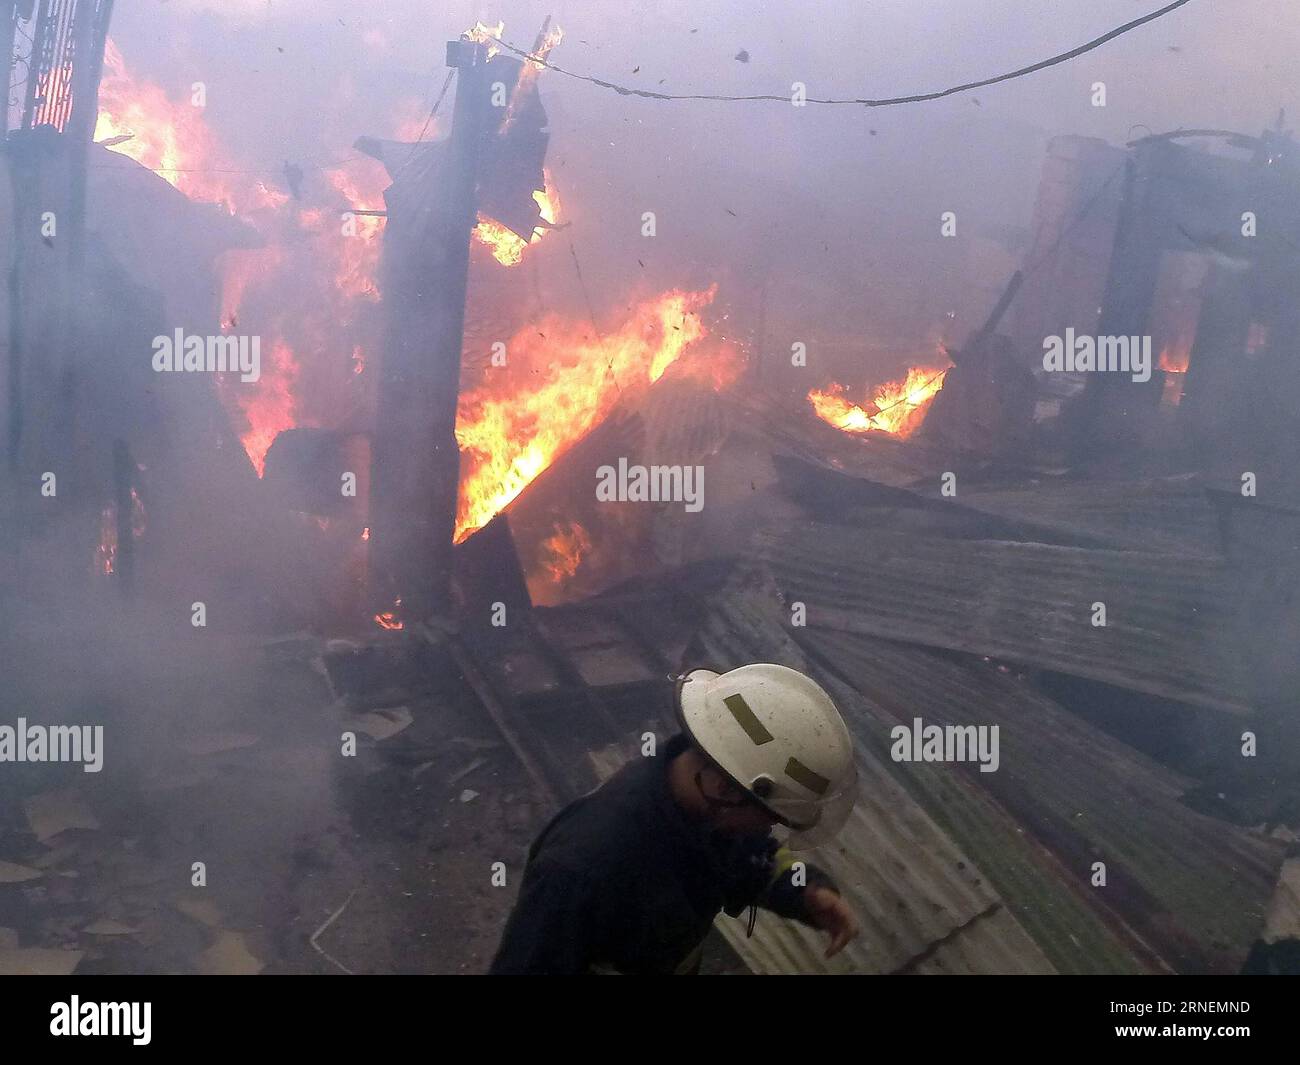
[98,3,1299,368]
[2,0,1297,978]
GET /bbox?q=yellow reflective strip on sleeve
[771,845,799,880]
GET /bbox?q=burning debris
[473,170,563,266]
[808,364,949,438]
[455,286,724,541]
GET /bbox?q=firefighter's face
[698,767,780,835]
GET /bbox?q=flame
[97,40,398,475]
[1159,343,1189,374]
[323,163,386,301]
[809,365,948,438]
[471,20,563,265]
[220,339,300,477]
[220,245,284,328]
[503,21,564,133]
[96,39,230,207]
[539,520,591,585]
[473,217,529,267]
[474,169,562,266]
[662,341,745,391]
[1159,343,1190,407]
[465,20,505,57]
[454,287,717,541]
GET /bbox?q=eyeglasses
[695,771,780,822]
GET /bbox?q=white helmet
[676,663,857,848]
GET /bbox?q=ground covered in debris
[0,600,548,975]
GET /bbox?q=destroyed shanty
[0,3,1297,979]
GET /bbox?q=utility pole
[368,23,553,625]
[370,38,493,622]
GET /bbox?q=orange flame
[454,287,717,541]
[809,365,948,438]
[220,339,300,477]
[539,520,591,585]
[96,39,230,207]
[324,163,386,301]
[503,21,564,134]
[465,20,506,57]
[474,169,562,266]
[97,40,400,476]
[1159,343,1189,374]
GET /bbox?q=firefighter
[489,663,860,974]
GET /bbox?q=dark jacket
[489,733,837,974]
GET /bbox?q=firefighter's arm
[759,846,859,958]
[487,860,602,975]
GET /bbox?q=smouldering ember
[94,491,146,577]
[454,286,721,541]
[1160,343,1189,407]
[95,505,117,577]
[538,520,592,587]
[808,364,949,438]
[374,599,404,631]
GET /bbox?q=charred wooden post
[370,39,492,622]
[1066,149,1164,462]
[958,269,1024,360]
[369,33,550,624]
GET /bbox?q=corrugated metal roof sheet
[957,476,1223,555]
[800,627,1283,973]
[714,796,1056,975]
[758,522,1250,713]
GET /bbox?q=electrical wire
[495,0,1197,107]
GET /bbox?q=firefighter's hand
[804,886,859,958]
